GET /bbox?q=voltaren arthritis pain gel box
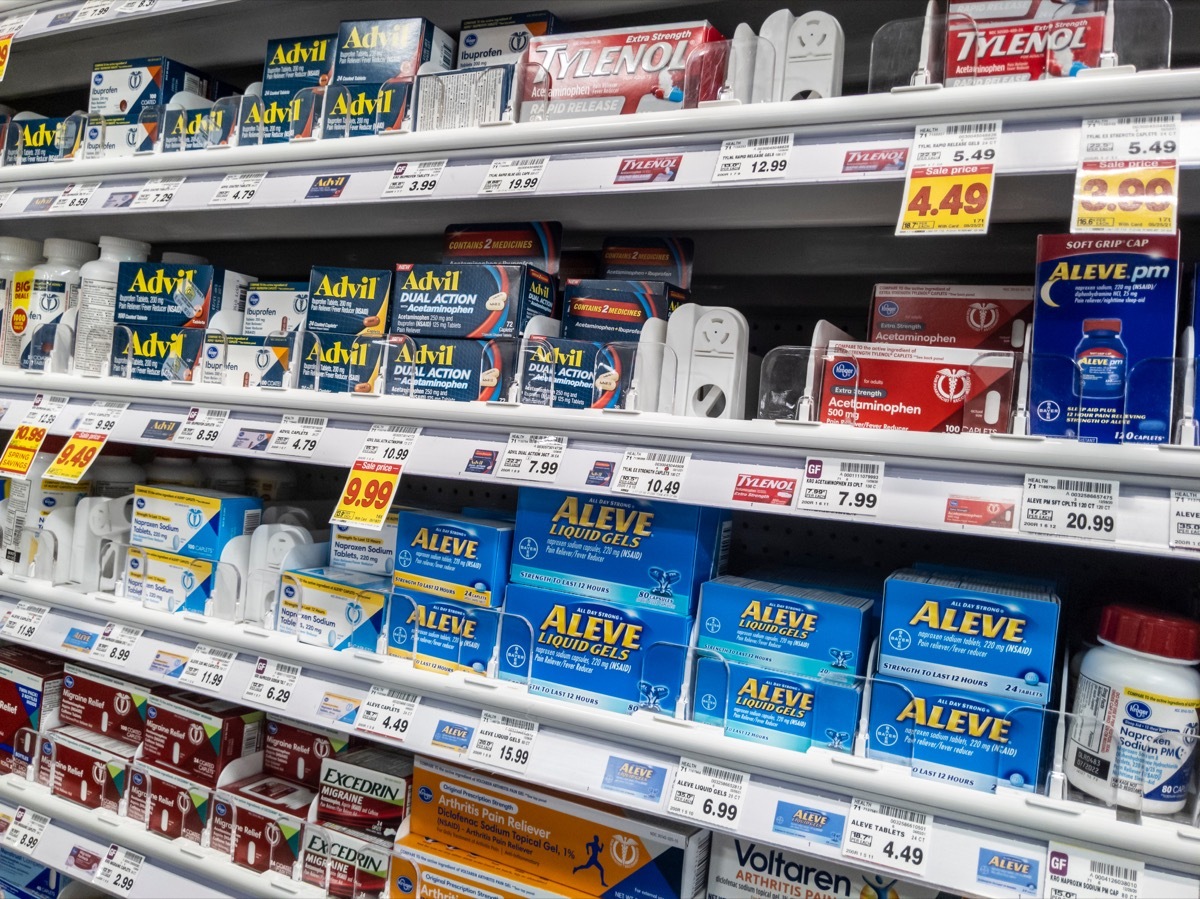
[131,485,262,561]
[391,510,512,607]
[278,567,390,652]
[411,756,711,899]
[869,284,1033,351]
[390,263,553,338]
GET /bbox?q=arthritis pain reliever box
[200,333,292,388]
[255,35,337,144]
[443,221,562,276]
[143,691,265,788]
[697,577,873,679]
[127,762,212,845]
[706,832,953,899]
[307,266,392,336]
[40,724,136,813]
[0,648,63,774]
[243,282,309,335]
[869,284,1034,351]
[392,510,512,607]
[411,756,711,899]
[0,834,73,899]
[211,775,314,877]
[820,341,1015,434]
[414,64,518,131]
[60,664,150,745]
[1031,233,1180,444]
[878,567,1059,704]
[330,511,400,575]
[279,566,390,652]
[391,263,554,338]
[867,676,1049,793]
[265,718,355,789]
[386,593,499,675]
[316,747,413,840]
[692,659,859,753]
[131,485,263,562]
[511,488,730,615]
[125,546,217,614]
[115,263,251,329]
[602,236,694,288]
[498,584,693,716]
[563,279,686,343]
[458,11,563,67]
[391,832,576,899]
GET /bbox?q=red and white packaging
[302,825,391,899]
[869,284,1033,351]
[61,663,152,745]
[38,724,137,813]
[316,747,413,841]
[127,762,213,845]
[519,22,725,121]
[211,774,315,877]
[0,646,63,774]
[142,690,265,788]
[945,496,1016,529]
[820,341,1015,434]
[946,0,1105,85]
[264,717,356,790]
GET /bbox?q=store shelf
[0,586,1197,897]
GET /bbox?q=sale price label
[1,602,49,641]
[496,433,566,483]
[1073,115,1180,234]
[612,449,690,499]
[382,159,447,198]
[355,686,420,742]
[1019,474,1118,542]
[0,393,69,477]
[266,414,327,458]
[177,644,235,691]
[2,807,48,856]
[93,844,144,893]
[667,757,748,829]
[330,425,420,530]
[44,400,128,483]
[479,156,549,195]
[841,798,930,877]
[796,457,883,517]
[897,120,1001,236]
[0,14,28,82]
[90,624,142,666]
[712,133,792,183]
[210,171,267,206]
[467,711,538,774]
[173,406,229,448]
[243,657,300,709]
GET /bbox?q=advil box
[390,263,554,338]
[0,647,63,774]
[111,325,206,382]
[458,11,563,68]
[443,221,562,277]
[386,592,500,675]
[380,336,515,402]
[517,337,607,410]
[307,266,392,336]
[411,756,711,899]
[946,0,1105,86]
[210,775,314,877]
[142,691,265,788]
[391,832,576,899]
[520,23,726,121]
[126,762,212,845]
[40,725,136,813]
[60,663,151,745]
[297,330,388,395]
[869,284,1034,351]
[265,717,355,789]
[563,279,686,343]
[114,263,251,329]
[254,34,337,144]
[316,747,413,841]
[602,235,694,288]
[391,510,512,608]
[1031,233,1180,444]
[820,341,1015,434]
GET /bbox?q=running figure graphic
[573,835,607,886]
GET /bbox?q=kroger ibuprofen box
[125,546,217,614]
[131,486,262,561]
[391,510,512,607]
[142,691,265,788]
[264,718,355,789]
[390,263,554,338]
[243,282,310,335]
[697,577,873,679]
[316,746,413,841]
[200,334,292,389]
[411,756,711,899]
[278,566,390,652]
[877,567,1060,704]
[386,593,499,675]
[458,11,563,68]
[254,34,337,144]
[511,488,730,615]
[391,832,576,899]
[0,647,63,774]
[820,341,1015,434]
[563,279,686,343]
[869,284,1034,351]
[60,663,150,745]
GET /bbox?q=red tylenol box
[868,284,1033,351]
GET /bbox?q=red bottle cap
[1083,318,1122,333]
[1097,604,1200,662]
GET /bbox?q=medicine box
[697,576,873,678]
[390,263,553,338]
[392,509,512,607]
[692,658,860,753]
[14,117,81,165]
[518,337,609,410]
[131,485,262,561]
[243,282,309,335]
[498,584,693,716]
[278,566,390,652]
[60,663,150,745]
[110,325,206,382]
[868,284,1034,351]
[306,266,392,336]
[330,510,399,575]
[0,647,63,774]
[115,263,251,329]
[89,57,219,118]
[264,717,355,789]
[877,567,1060,704]
[391,832,575,899]
[200,333,292,388]
[563,279,686,343]
[602,236,694,288]
[511,487,730,615]
[125,546,216,614]
[256,34,337,144]
[306,827,392,899]
[296,329,387,394]
[127,762,212,845]
[414,64,518,131]
[142,690,265,788]
[410,756,711,899]
[868,676,1049,793]
[457,11,562,67]
[211,775,314,877]
[316,746,413,841]
[40,724,137,813]
[1031,233,1180,444]
[0,839,70,899]
[443,221,562,275]
[380,335,516,402]
[386,592,499,675]
[161,104,223,153]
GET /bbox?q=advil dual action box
[443,221,562,276]
[379,336,516,402]
[390,263,554,338]
[391,510,512,607]
[411,756,711,899]
[142,691,265,788]
[563,279,685,343]
[518,338,611,410]
[60,663,150,745]
[0,647,63,774]
[131,485,262,561]
[602,236,694,288]
[869,284,1033,351]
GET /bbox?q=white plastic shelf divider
[0,586,1198,896]
[0,374,1198,557]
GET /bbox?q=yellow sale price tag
[0,424,46,477]
[899,165,993,234]
[0,35,13,82]
[330,459,400,528]
[44,432,107,483]
[1073,161,1176,233]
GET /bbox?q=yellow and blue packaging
[306,266,391,336]
[380,336,516,402]
[253,34,337,144]
[391,510,512,607]
[563,279,686,344]
[130,486,262,562]
[518,338,612,410]
[330,511,399,575]
[385,592,499,675]
[390,263,554,338]
[278,566,390,652]
[125,547,216,614]
[14,117,82,165]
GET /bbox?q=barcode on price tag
[49,182,100,213]
[90,624,142,666]
[354,686,420,742]
[466,711,538,773]
[267,414,327,458]
[712,133,792,183]
[1019,474,1118,541]
[612,449,690,499]
[2,807,48,855]
[2,602,49,641]
[666,757,747,829]
[479,156,549,194]
[796,458,883,516]
[496,433,566,483]
[177,644,235,691]
[382,159,447,198]
[93,844,144,893]
[898,120,1000,235]
[1047,841,1142,899]
[130,177,185,210]
[243,657,300,709]
[174,406,229,448]
[210,172,267,206]
[841,798,929,876]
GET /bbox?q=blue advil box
[498,584,693,716]
[1031,233,1180,444]
[379,336,516,402]
[386,592,499,675]
[518,338,627,410]
[251,34,337,144]
[114,263,243,329]
[510,487,730,616]
[391,263,554,338]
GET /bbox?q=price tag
[354,686,420,742]
[0,15,31,82]
[49,182,100,213]
[382,159,447,198]
[330,425,420,530]
[0,393,69,477]
[495,433,566,483]
[93,844,144,894]
[467,711,538,774]
[796,457,883,517]
[667,757,747,828]
[130,176,185,210]
[73,1,117,24]
[209,171,267,206]
[1169,489,1200,551]
[90,624,142,666]
[841,798,930,877]
[1073,115,1180,234]
[897,120,1000,236]
[2,602,48,641]
[173,406,229,448]
[712,133,792,183]
[612,449,690,499]
[177,644,235,691]
[243,657,300,709]
[1019,474,1118,541]
[44,400,128,483]
[479,156,549,195]
[2,807,48,855]
[0,187,17,210]
[1047,841,1142,899]
[266,414,327,458]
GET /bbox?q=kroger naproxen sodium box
[131,486,262,561]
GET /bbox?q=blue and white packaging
[380,336,516,403]
[498,584,693,716]
[0,845,66,899]
[692,659,860,753]
[390,263,554,338]
[330,511,400,575]
[878,567,1059,704]
[518,338,615,410]
[697,577,873,678]
[1031,233,1180,444]
[414,65,518,131]
[386,592,499,675]
[392,510,512,608]
[131,486,262,562]
[867,676,1049,793]
[13,117,82,165]
[457,11,562,68]
[125,547,216,614]
[254,34,337,144]
[114,263,252,329]
[511,488,730,616]
[296,331,387,394]
[306,266,392,336]
[200,334,292,388]
[243,282,309,335]
[279,566,390,652]
[111,325,207,382]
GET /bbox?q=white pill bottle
[1066,604,1200,814]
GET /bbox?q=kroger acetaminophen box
[868,284,1033,351]
[390,832,577,899]
[142,690,265,788]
